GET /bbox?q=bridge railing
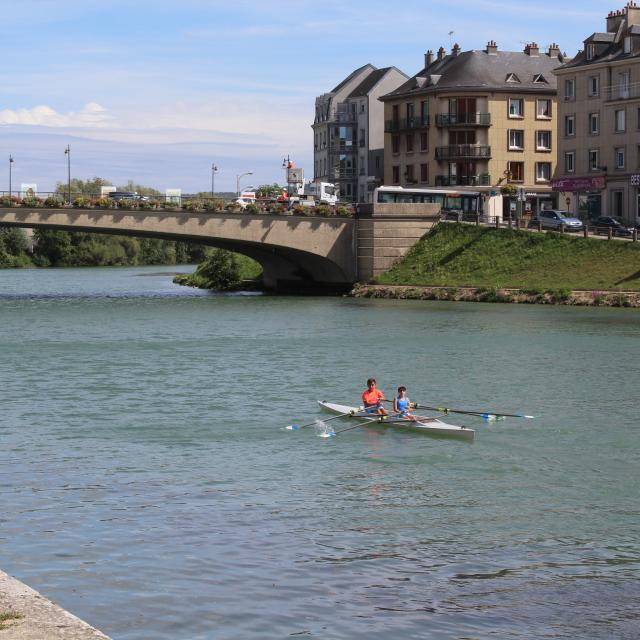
[0,192,356,218]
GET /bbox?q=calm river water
[1,266,639,639]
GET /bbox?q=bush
[315,205,332,216]
[335,205,352,217]
[0,195,17,207]
[182,200,203,212]
[245,203,259,214]
[94,198,113,209]
[205,198,224,211]
[22,196,42,208]
[139,199,157,210]
[193,249,241,290]
[73,196,92,208]
[44,196,64,208]
[116,199,137,210]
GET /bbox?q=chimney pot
[437,46,446,60]
[425,50,434,66]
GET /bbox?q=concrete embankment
[351,284,640,307]
[0,571,110,639]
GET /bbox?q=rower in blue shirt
[393,386,414,419]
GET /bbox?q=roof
[585,32,616,43]
[331,64,375,93]
[380,50,560,100]
[347,67,407,98]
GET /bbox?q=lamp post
[211,164,218,198]
[64,145,71,204]
[236,171,253,197]
[282,155,291,201]
[9,155,13,200]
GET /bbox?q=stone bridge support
[356,203,441,281]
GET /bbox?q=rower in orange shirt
[361,378,387,415]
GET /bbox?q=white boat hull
[318,401,475,441]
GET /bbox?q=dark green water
[1,266,638,639]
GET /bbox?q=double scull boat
[318,401,475,441]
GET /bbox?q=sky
[1,0,612,194]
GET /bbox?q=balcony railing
[384,116,430,132]
[435,112,491,127]
[435,174,492,187]
[328,142,358,154]
[331,168,358,179]
[436,145,492,160]
[605,82,640,101]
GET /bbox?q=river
[1,266,638,639]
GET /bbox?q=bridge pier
[355,203,441,281]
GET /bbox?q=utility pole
[211,164,218,198]
[64,145,71,204]
[9,155,13,200]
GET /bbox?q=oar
[321,415,386,438]
[286,410,355,431]
[410,402,534,420]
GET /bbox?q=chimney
[452,43,461,56]
[547,42,561,58]
[627,0,640,25]
[437,46,446,61]
[524,42,540,56]
[486,40,498,55]
[425,50,434,67]
[607,8,626,33]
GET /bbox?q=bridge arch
[0,208,356,292]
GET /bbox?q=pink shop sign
[551,176,605,192]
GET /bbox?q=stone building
[379,42,565,220]
[312,65,408,203]
[553,2,640,223]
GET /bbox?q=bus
[373,186,482,218]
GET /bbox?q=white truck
[302,182,338,205]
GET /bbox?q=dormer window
[533,74,548,84]
[586,43,596,60]
[506,73,521,83]
[624,36,632,54]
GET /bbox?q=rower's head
[397,385,406,396]
[366,378,376,389]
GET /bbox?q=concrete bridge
[0,204,440,291]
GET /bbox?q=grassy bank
[376,223,640,291]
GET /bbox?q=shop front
[551,176,605,221]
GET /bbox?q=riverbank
[0,571,110,639]
[351,283,640,307]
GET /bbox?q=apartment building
[379,42,564,219]
[313,65,408,202]
[554,2,640,223]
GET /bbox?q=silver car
[534,209,583,231]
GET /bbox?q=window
[618,71,630,99]
[533,74,548,84]
[536,99,552,119]
[392,165,400,184]
[506,73,521,83]
[536,131,552,151]
[508,161,524,182]
[420,163,429,183]
[616,147,626,169]
[508,98,524,117]
[588,75,599,97]
[589,149,600,171]
[359,156,365,175]
[508,129,524,150]
[359,128,365,147]
[420,100,428,124]
[406,134,414,153]
[406,102,414,120]
[564,78,576,100]
[586,44,596,60]
[615,109,626,132]
[405,164,415,183]
[565,115,575,136]
[589,112,600,135]
[565,151,575,173]
[624,36,632,54]
[392,135,400,154]
[420,132,428,152]
[612,190,624,218]
[536,162,551,182]
[360,102,366,113]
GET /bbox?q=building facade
[313,65,407,203]
[553,2,640,224]
[379,42,565,219]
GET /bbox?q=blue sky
[1,0,610,193]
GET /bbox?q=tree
[32,230,74,266]
[193,249,241,290]
[256,183,285,198]
[55,177,113,197]
[0,227,29,255]
[117,180,163,198]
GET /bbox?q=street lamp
[211,164,218,198]
[282,155,291,200]
[236,171,253,197]
[9,155,14,200]
[64,145,71,204]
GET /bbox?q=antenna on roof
[448,30,455,46]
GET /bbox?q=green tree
[256,183,285,198]
[117,180,163,198]
[194,249,241,290]
[55,177,113,197]
[32,230,74,266]
[0,227,29,255]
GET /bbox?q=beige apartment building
[553,2,640,224]
[379,42,565,219]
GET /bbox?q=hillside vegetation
[376,223,640,291]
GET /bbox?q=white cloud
[0,102,112,128]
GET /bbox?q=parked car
[531,209,584,231]
[592,216,634,236]
[108,191,149,202]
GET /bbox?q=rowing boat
[318,401,475,441]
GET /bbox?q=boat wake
[313,420,335,438]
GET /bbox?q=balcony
[436,145,492,161]
[328,141,357,154]
[384,116,430,132]
[331,168,358,180]
[435,112,491,127]
[605,82,640,101]
[435,174,492,187]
